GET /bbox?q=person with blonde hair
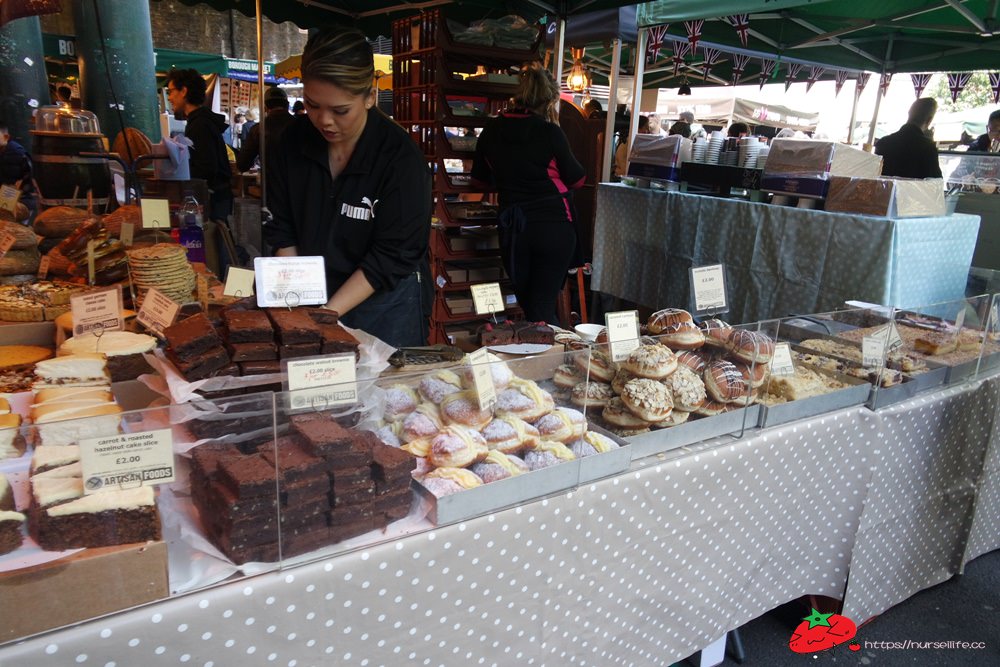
[471,62,585,324]
[264,25,432,346]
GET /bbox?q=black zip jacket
[184,106,232,193]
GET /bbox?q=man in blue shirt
[0,122,37,223]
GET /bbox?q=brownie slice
[266,309,322,345]
[329,501,374,526]
[164,313,223,358]
[513,321,555,345]
[106,353,156,382]
[371,443,418,485]
[306,308,340,325]
[167,346,231,381]
[228,342,278,362]
[240,360,282,375]
[478,321,514,346]
[279,342,321,359]
[374,487,413,521]
[223,310,274,343]
[319,323,361,357]
[218,454,278,499]
[0,512,25,555]
[291,419,354,458]
[258,436,325,484]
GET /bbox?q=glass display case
[939,150,1000,270]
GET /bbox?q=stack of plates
[691,140,707,163]
[755,147,771,169]
[739,137,762,169]
[706,135,724,165]
[126,243,197,305]
[720,151,739,167]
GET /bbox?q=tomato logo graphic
[788,608,858,653]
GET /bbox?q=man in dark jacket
[237,86,295,174]
[0,122,37,223]
[875,98,942,179]
[166,68,233,221]
[969,109,1000,152]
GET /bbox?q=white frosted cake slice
[0,413,24,459]
[31,444,81,474]
[33,354,111,389]
[31,486,161,550]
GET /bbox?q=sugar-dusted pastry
[700,319,733,349]
[400,403,442,443]
[456,352,513,391]
[522,440,576,471]
[568,430,620,458]
[570,381,614,409]
[647,308,693,334]
[693,399,730,416]
[602,397,650,429]
[383,384,420,422]
[427,425,489,468]
[420,467,483,497]
[470,450,528,483]
[573,347,616,383]
[533,407,587,443]
[727,330,776,365]
[373,423,402,447]
[655,409,691,427]
[552,364,583,390]
[620,378,674,422]
[676,350,712,374]
[666,365,707,412]
[417,369,463,404]
[704,360,750,404]
[495,378,555,422]
[480,416,540,454]
[622,344,678,380]
[440,390,494,430]
[657,321,705,350]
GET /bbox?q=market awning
[276,53,391,89]
[657,94,820,131]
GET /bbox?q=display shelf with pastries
[433,257,507,291]
[941,150,1000,271]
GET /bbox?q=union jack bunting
[948,72,972,102]
[672,41,691,77]
[646,25,670,64]
[834,70,849,96]
[685,20,704,54]
[856,72,872,95]
[910,73,932,98]
[701,47,724,81]
[725,14,751,48]
[806,66,825,92]
[758,58,777,90]
[731,53,751,86]
[991,72,1000,104]
[879,72,893,97]
[784,62,804,92]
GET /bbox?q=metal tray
[758,366,871,428]
[577,425,631,484]
[627,404,761,461]
[868,364,948,409]
[415,458,582,526]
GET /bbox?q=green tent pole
[73,0,161,147]
[0,16,49,147]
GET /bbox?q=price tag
[469,348,496,410]
[196,273,209,309]
[223,266,256,297]
[0,184,20,213]
[0,231,15,258]
[605,310,641,362]
[886,321,903,351]
[86,239,96,285]
[690,264,728,313]
[120,221,134,247]
[769,342,795,377]
[79,428,175,493]
[140,198,171,229]
[37,254,50,279]
[285,353,358,411]
[253,256,329,307]
[989,304,999,341]
[954,308,966,339]
[136,287,180,336]
[471,282,504,315]
[70,286,124,336]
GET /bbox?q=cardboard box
[826,176,945,218]
[0,540,169,642]
[762,139,883,198]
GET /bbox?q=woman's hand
[275,246,299,257]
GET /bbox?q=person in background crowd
[875,97,943,179]
[240,109,257,146]
[471,61,585,325]
[265,26,432,347]
[969,109,1000,152]
[727,122,750,138]
[230,111,244,148]
[583,98,603,119]
[614,114,650,179]
[668,121,691,138]
[679,110,706,139]
[237,86,295,174]
[165,68,233,221]
[55,84,72,106]
[0,121,37,224]
[648,113,666,136]
[292,100,306,115]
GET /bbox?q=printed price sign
[690,264,728,313]
[37,254,50,279]
[989,304,999,341]
[254,256,328,307]
[285,353,358,411]
[70,286,124,336]
[471,283,504,315]
[469,348,496,410]
[605,310,641,362]
[769,342,795,377]
[136,287,180,336]
[0,231,15,258]
[0,184,20,213]
[224,266,256,297]
[120,221,134,247]
[79,429,175,493]
[886,321,903,351]
[954,308,966,340]
[140,198,171,229]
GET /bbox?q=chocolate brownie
[204,480,277,520]
[328,516,376,543]
[0,474,15,511]
[106,353,156,382]
[331,466,373,487]
[218,454,278,499]
[258,436,324,484]
[240,360,282,376]
[513,321,555,345]
[282,477,331,507]
[221,296,258,315]
[0,512,24,555]
[374,487,413,520]
[210,363,241,378]
[279,342,321,359]
[281,525,334,558]
[478,321,514,346]
[331,479,376,505]
[167,346,231,381]
[306,308,340,325]
[164,313,222,358]
[223,310,274,343]
[227,342,278,362]
[371,443,418,484]
[291,419,354,458]
[319,323,360,356]
[266,309,321,345]
[328,501,374,526]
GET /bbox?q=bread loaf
[0,248,41,275]
[112,128,153,164]
[45,247,72,276]
[0,202,30,223]
[33,206,97,239]
[0,219,40,250]
[102,204,141,237]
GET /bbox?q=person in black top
[264,26,432,347]
[875,98,942,179]
[237,86,295,174]
[0,122,37,224]
[166,69,234,221]
[471,62,586,325]
[968,109,1000,152]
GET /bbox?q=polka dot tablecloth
[591,183,979,322]
[3,378,999,666]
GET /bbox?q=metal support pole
[846,78,861,144]
[601,38,622,183]
[256,0,267,208]
[553,17,566,108]
[866,35,895,150]
[627,29,648,151]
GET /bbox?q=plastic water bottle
[179,194,206,263]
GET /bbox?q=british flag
[806,66,825,92]
[784,62,804,92]
[685,20,704,55]
[731,53,751,86]
[647,25,670,64]
[725,14,751,48]
[701,47,724,81]
[834,70,849,96]
[856,72,872,95]
[991,72,1000,104]
[878,72,893,97]
[948,72,972,102]
[910,73,932,98]
[758,58,777,90]
[673,41,691,77]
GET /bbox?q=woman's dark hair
[166,68,207,106]
[301,26,374,96]
[728,122,750,137]
[669,121,691,138]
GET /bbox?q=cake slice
[31,444,81,474]
[0,413,24,459]
[222,309,274,343]
[34,404,123,447]
[0,473,14,511]
[266,308,322,345]
[33,354,110,389]
[163,312,223,358]
[0,510,25,555]
[31,486,161,551]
